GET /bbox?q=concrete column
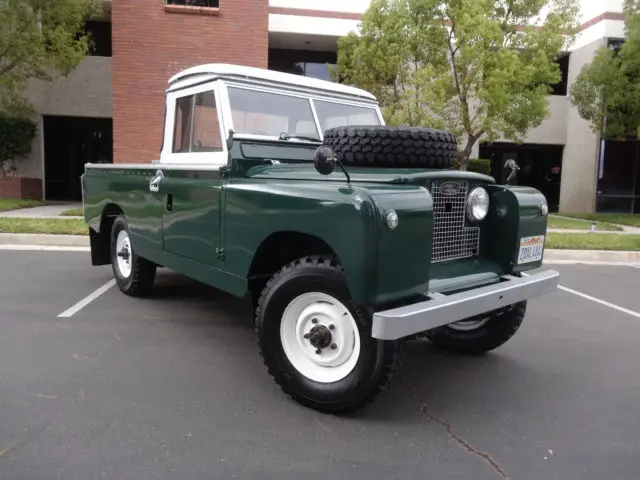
[558,38,606,213]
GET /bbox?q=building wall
[111,0,269,164]
[17,56,113,181]
[558,38,608,213]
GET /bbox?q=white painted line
[522,271,640,319]
[557,284,640,319]
[57,279,116,318]
[0,245,90,252]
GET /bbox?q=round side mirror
[313,146,338,175]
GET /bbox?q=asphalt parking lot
[1,251,639,480]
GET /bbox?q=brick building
[3,0,639,214]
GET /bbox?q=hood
[244,163,495,186]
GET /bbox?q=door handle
[166,193,173,212]
[149,169,164,192]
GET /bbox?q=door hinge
[216,248,225,261]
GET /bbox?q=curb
[543,249,640,264]
[0,233,639,265]
[0,233,89,247]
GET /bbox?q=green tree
[0,0,98,112]
[333,0,580,169]
[570,0,640,139]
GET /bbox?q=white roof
[167,63,377,101]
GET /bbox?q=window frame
[311,97,384,131]
[219,80,385,142]
[162,80,228,165]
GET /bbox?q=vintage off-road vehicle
[81,64,559,413]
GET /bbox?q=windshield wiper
[279,132,321,143]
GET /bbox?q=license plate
[517,235,545,264]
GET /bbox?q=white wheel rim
[280,292,361,384]
[448,317,490,331]
[115,230,132,278]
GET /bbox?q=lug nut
[329,324,335,330]
[315,349,322,355]
[304,333,310,339]
[311,318,318,324]
[330,343,337,350]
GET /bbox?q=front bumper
[372,269,559,340]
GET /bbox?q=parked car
[81,64,559,413]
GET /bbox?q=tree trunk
[457,134,478,171]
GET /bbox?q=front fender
[223,181,433,306]
[223,180,378,304]
[483,185,549,273]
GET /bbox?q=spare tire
[322,126,458,169]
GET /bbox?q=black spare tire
[322,126,458,169]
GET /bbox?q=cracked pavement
[1,252,639,479]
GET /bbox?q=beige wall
[16,56,112,181]
[558,38,606,213]
[520,96,569,146]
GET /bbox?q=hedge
[451,158,492,175]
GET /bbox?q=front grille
[431,180,480,263]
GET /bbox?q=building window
[268,49,337,82]
[596,139,640,213]
[550,53,570,96]
[84,21,112,57]
[166,0,219,7]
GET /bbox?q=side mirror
[313,146,338,175]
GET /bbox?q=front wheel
[424,302,527,354]
[255,255,403,414]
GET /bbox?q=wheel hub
[306,324,333,350]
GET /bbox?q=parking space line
[522,271,640,319]
[556,284,640,319]
[57,280,116,318]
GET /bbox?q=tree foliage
[570,0,640,139]
[333,0,580,169]
[0,114,37,177]
[0,0,98,108]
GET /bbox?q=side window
[171,89,223,154]
[173,95,194,153]
[192,91,222,152]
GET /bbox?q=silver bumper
[372,269,559,340]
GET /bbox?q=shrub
[0,115,37,177]
[451,158,492,175]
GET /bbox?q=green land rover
[81,64,559,414]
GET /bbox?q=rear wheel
[255,255,403,414]
[425,302,527,354]
[110,216,156,297]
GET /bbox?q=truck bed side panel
[82,167,165,265]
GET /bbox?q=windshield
[313,99,381,131]
[226,86,382,141]
[227,86,320,140]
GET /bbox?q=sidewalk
[0,203,83,219]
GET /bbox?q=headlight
[467,187,490,221]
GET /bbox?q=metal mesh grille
[431,180,480,263]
